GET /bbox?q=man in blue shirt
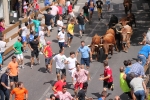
[44,0,50,6]
[76,41,92,69]
[138,44,150,66]
[98,91,107,100]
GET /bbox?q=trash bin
[9,11,18,24]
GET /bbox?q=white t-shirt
[58,31,65,42]
[53,54,67,69]
[66,1,70,7]
[39,31,45,41]
[51,6,59,16]
[21,26,28,37]
[0,41,6,52]
[67,57,77,69]
[23,1,28,9]
[57,20,63,31]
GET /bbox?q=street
[1,0,150,100]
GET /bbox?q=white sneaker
[37,60,40,65]
[39,52,43,55]
[31,65,33,69]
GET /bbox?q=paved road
[2,0,150,100]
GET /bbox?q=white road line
[73,6,81,12]
[143,3,149,10]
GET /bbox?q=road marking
[132,4,138,11]
[143,3,150,10]
[119,3,124,10]
[73,6,80,12]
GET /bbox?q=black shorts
[31,50,39,58]
[56,68,66,76]
[45,57,52,65]
[9,76,18,82]
[125,92,132,99]
[103,81,113,89]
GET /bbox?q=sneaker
[31,65,33,69]
[39,52,43,55]
[111,84,114,91]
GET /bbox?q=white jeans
[16,53,24,60]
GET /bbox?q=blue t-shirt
[32,20,41,33]
[138,44,150,58]
[98,98,102,100]
[125,66,131,74]
[44,0,50,6]
[78,46,90,58]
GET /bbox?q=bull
[123,0,132,15]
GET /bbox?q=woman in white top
[57,28,66,50]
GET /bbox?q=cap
[47,41,51,45]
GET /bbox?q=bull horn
[87,45,90,47]
[95,45,98,47]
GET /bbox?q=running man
[13,37,24,69]
[96,0,103,20]
[28,36,40,69]
[89,0,95,20]
[73,63,90,96]
[57,28,66,50]
[67,3,75,23]
[82,2,89,20]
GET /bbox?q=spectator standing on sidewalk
[76,12,88,38]
[57,16,66,33]
[28,36,40,69]
[57,28,66,50]
[0,18,5,33]
[99,60,114,91]
[0,69,10,100]
[18,22,29,53]
[13,37,24,69]
[0,37,6,65]
[67,19,75,47]
[51,49,67,80]
[76,41,92,69]
[43,41,53,73]
[10,82,28,100]
[7,56,19,90]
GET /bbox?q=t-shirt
[44,14,53,26]
[96,1,103,8]
[21,26,28,37]
[55,91,73,100]
[32,20,40,33]
[125,66,131,74]
[57,6,63,15]
[0,73,9,90]
[120,73,130,92]
[67,24,74,35]
[138,44,150,58]
[51,5,59,16]
[130,77,144,93]
[57,20,64,31]
[54,80,66,93]
[8,61,18,76]
[82,6,89,14]
[11,87,28,100]
[68,5,73,13]
[67,57,77,69]
[29,34,34,42]
[44,46,53,58]
[0,40,6,53]
[104,66,113,82]
[58,31,65,42]
[13,41,23,54]
[77,46,90,58]
[30,40,39,50]
[39,31,45,41]
[78,89,86,100]
[53,54,67,69]
[77,15,85,25]
[98,98,102,100]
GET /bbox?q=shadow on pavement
[120,93,130,100]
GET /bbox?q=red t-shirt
[35,3,39,10]
[54,80,66,93]
[44,46,52,58]
[104,66,113,82]
[57,6,63,15]
[68,5,73,13]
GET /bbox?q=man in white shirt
[66,52,78,84]
[57,28,66,50]
[18,22,29,53]
[51,49,67,80]
[57,16,66,33]
[38,27,46,54]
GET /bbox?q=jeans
[138,55,146,67]
[0,89,10,100]
[134,90,145,100]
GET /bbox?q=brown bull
[89,34,101,60]
[102,29,118,60]
[123,0,132,14]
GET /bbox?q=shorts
[47,25,52,30]
[89,7,94,12]
[22,36,27,42]
[58,42,65,49]
[84,13,89,17]
[56,68,66,76]
[103,81,113,89]
[45,57,52,65]
[67,33,73,39]
[74,82,83,90]
[15,53,24,60]
[40,39,46,46]
[68,68,76,81]
[68,12,75,18]
[97,8,102,13]
[24,9,27,13]
[125,92,133,99]
[81,58,90,67]
[106,1,110,5]
[9,75,18,82]
[79,25,85,31]
[31,50,39,58]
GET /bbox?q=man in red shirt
[67,3,75,23]
[99,60,114,91]
[52,74,66,94]
[43,41,53,73]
